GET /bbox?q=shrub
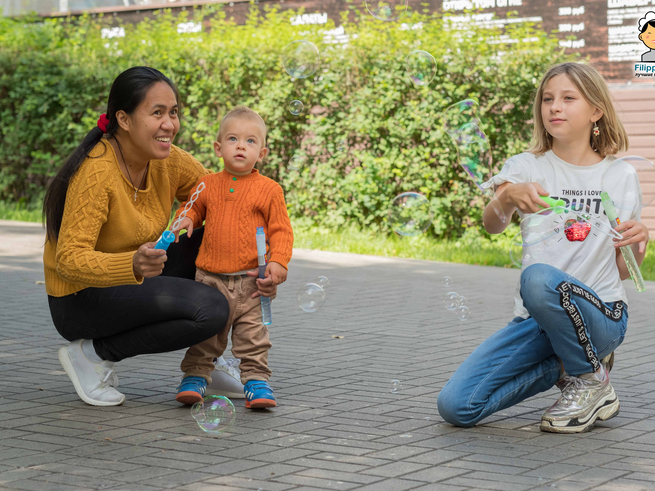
[0,5,573,237]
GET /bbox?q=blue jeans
[437,263,628,427]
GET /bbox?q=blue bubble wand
[155,182,206,251]
[256,227,273,326]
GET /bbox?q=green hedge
[0,5,573,238]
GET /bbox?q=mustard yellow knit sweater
[43,139,208,297]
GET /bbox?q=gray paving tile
[3,220,655,491]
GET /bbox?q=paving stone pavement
[1,219,655,491]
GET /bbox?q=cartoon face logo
[638,11,655,62]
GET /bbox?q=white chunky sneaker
[206,357,245,399]
[58,340,125,406]
[541,366,619,434]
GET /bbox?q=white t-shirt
[483,150,641,319]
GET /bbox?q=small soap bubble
[443,292,459,311]
[456,295,467,307]
[456,306,471,321]
[289,99,304,116]
[337,140,347,152]
[442,276,452,288]
[301,239,314,253]
[406,50,436,86]
[365,0,408,21]
[314,276,329,289]
[390,380,402,393]
[288,155,305,171]
[282,40,320,79]
[297,283,326,313]
[388,192,433,237]
[190,396,236,435]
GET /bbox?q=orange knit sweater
[175,169,293,274]
[43,140,209,297]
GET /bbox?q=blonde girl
[437,62,650,433]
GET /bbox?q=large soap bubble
[282,40,320,79]
[601,156,654,214]
[406,50,436,86]
[388,192,433,236]
[444,99,481,139]
[297,283,326,313]
[509,206,623,268]
[365,0,408,21]
[190,396,236,435]
[443,100,508,224]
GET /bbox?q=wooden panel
[622,123,652,136]
[613,99,655,112]
[610,89,655,102]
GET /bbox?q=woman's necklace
[115,138,149,202]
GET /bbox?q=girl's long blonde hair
[528,62,629,156]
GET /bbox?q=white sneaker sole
[205,388,245,399]
[58,346,125,407]
[540,397,619,434]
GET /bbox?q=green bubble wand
[601,191,646,293]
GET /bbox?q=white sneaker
[206,357,245,399]
[58,340,125,406]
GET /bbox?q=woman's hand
[172,217,194,242]
[246,268,278,299]
[613,220,650,253]
[132,242,167,278]
[506,182,551,214]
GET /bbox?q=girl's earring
[593,122,600,137]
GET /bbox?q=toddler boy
[173,106,293,408]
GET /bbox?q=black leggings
[48,228,229,363]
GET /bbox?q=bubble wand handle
[601,191,646,293]
[256,227,272,326]
[155,182,206,251]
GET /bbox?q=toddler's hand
[265,261,287,285]
[614,220,650,253]
[172,217,194,242]
[506,182,550,214]
[246,269,278,299]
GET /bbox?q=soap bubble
[388,192,433,237]
[444,99,480,139]
[456,295,467,307]
[406,50,436,86]
[601,156,654,213]
[288,156,305,171]
[443,292,459,310]
[297,283,326,313]
[289,100,304,116]
[365,0,408,20]
[442,276,452,288]
[337,140,347,152]
[190,396,236,435]
[314,276,329,289]
[443,100,508,224]
[282,40,320,79]
[456,306,471,321]
[302,239,314,253]
[390,380,402,393]
[509,207,622,268]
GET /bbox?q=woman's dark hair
[641,20,655,33]
[43,66,180,242]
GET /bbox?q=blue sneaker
[176,376,207,405]
[244,380,276,409]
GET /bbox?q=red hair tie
[97,113,110,133]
